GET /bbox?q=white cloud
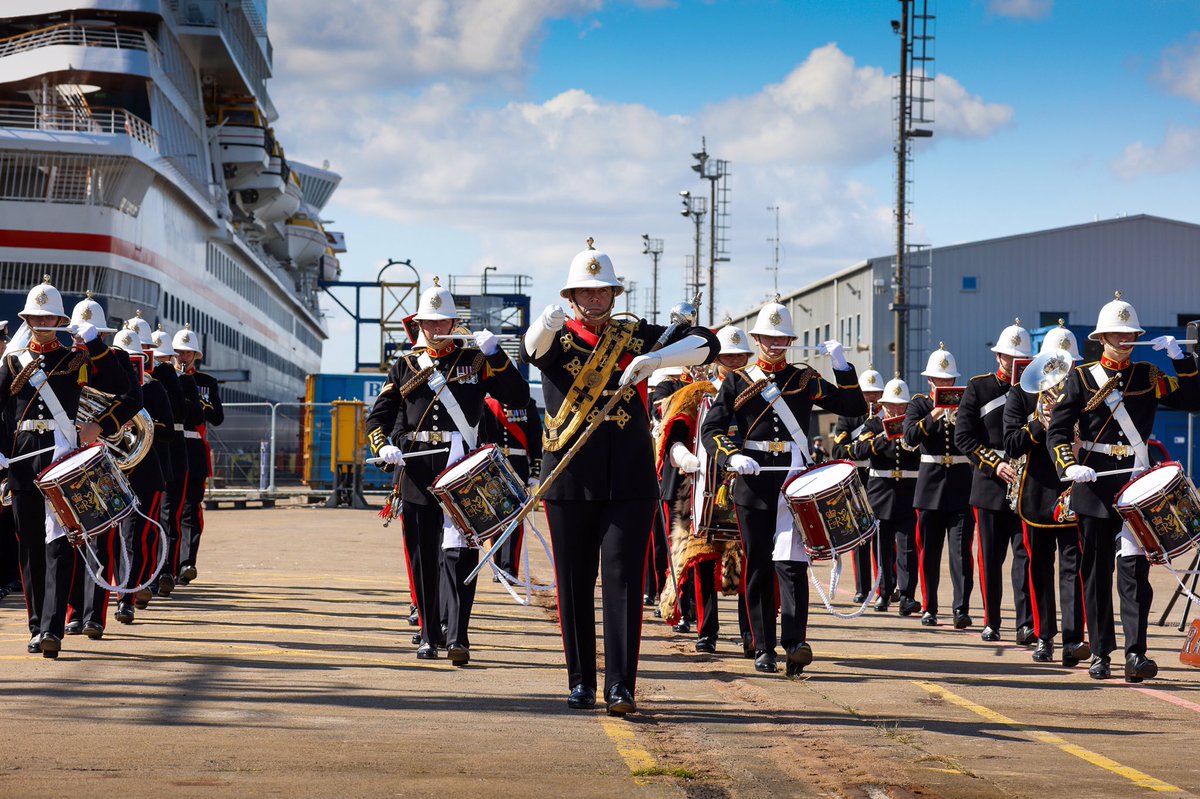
[1157,32,1200,103]
[987,0,1053,21]
[1112,124,1200,181]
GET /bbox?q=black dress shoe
[672,621,691,634]
[567,684,596,709]
[873,597,889,613]
[852,592,866,603]
[606,683,636,716]
[1124,653,1158,683]
[1032,639,1054,662]
[27,634,41,654]
[1088,655,1111,680]
[83,621,104,640]
[898,597,921,616]
[134,588,152,610]
[406,606,420,626]
[1015,624,1037,646]
[920,612,938,627]
[953,613,973,630]
[786,642,813,670]
[115,602,135,625]
[741,636,755,659]
[411,633,422,645]
[981,626,1000,642]
[179,565,198,584]
[754,651,778,673]
[890,589,900,602]
[416,642,438,659]
[1062,641,1091,667]
[446,644,470,666]
[695,637,717,654]
[157,574,175,596]
[64,619,83,636]
[40,633,61,659]
[642,593,654,607]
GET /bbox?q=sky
[262,0,1200,373]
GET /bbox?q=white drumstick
[365,447,450,465]
[1060,467,1137,482]
[1127,340,1197,346]
[4,445,57,465]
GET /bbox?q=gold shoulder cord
[543,320,635,452]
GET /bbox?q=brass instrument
[1007,350,1074,512]
[76,386,154,471]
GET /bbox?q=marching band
[2,263,1199,718]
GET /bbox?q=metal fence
[208,402,333,491]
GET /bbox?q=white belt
[1080,441,1136,459]
[18,419,63,433]
[183,430,202,440]
[173,423,184,431]
[853,459,869,468]
[870,468,919,479]
[920,454,969,466]
[744,440,794,454]
[407,431,453,444]
[498,447,527,457]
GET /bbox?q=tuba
[1007,350,1074,512]
[76,386,154,471]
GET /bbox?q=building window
[961,276,978,292]
[803,331,810,348]
[1040,312,1070,327]
[856,313,862,344]
[824,324,830,341]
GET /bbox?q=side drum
[431,445,529,548]
[783,460,877,561]
[1114,462,1200,565]
[693,470,741,544]
[35,442,137,543]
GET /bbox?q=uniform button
[432,425,440,431]
[432,415,439,420]
[37,414,44,420]
[773,437,780,442]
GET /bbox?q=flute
[1126,340,1197,346]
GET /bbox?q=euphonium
[76,386,154,471]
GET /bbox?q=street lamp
[680,190,706,301]
[641,234,663,322]
[482,264,497,294]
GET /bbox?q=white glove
[1065,464,1097,483]
[526,476,540,489]
[728,453,761,476]
[670,442,701,474]
[0,452,8,469]
[1150,335,1184,360]
[69,322,98,343]
[377,444,406,465]
[473,329,500,356]
[821,339,849,371]
[542,304,566,331]
[619,353,661,387]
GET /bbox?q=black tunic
[954,372,1014,512]
[903,394,972,512]
[1002,387,1064,528]
[850,415,921,521]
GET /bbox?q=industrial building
[726,214,1200,467]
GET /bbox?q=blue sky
[264,1,1200,372]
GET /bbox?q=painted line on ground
[1129,685,1200,716]
[600,715,658,787]
[913,680,1186,794]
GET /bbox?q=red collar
[1100,354,1130,371]
[756,357,788,373]
[679,372,693,384]
[995,367,1009,383]
[565,317,609,347]
[426,342,456,359]
[29,338,61,354]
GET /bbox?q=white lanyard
[747,365,811,467]
[1088,363,1148,469]
[417,351,477,449]
[16,350,77,447]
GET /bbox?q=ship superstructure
[0,0,340,402]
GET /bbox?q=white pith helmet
[70,291,117,333]
[1041,319,1082,362]
[126,310,154,348]
[859,365,884,394]
[882,376,912,404]
[716,322,753,355]
[1089,291,1144,341]
[991,318,1032,358]
[921,342,961,379]
[18,275,67,321]
[749,296,796,338]
[414,276,460,321]
[112,328,144,358]
[172,323,202,355]
[151,324,176,358]
[560,237,624,298]
[648,366,684,388]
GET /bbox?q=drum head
[434,446,495,486]
[38,443,105,482]
[1117,463,1182,506]
[784,461,856,498]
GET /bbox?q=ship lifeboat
[285,209,327,268]
[212,102,270,188]
[319,248,341,282]
[237,141,289,222]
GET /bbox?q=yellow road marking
[913,681,1185,793]
[600,715,657,786]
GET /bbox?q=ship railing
[0,23,150,59]
[166,0,271,104]
[0,102,161,152]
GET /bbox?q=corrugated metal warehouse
[726,214,1200,467]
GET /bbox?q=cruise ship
[0,0,339,403]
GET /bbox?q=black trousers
[545,498,654,694]
[692,559,719,640]
[493,521,525,579]
[734,503,812,654]
[644,501,670,599]
[159,464,187,577]
[0,505,19,586]
[402,502,448,646]
[1079,514,1152,658]
[974,507,1031,631]
[1023,522,1084,644]
[13,490,74,639]
[775,560,810,649]
[68,529,118,629]
[178,442,209,570]
[121,489,164,596]
[439,547,480,648]
[883,513,919,599]
[852,538,874,597]
[917,508,975,617]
